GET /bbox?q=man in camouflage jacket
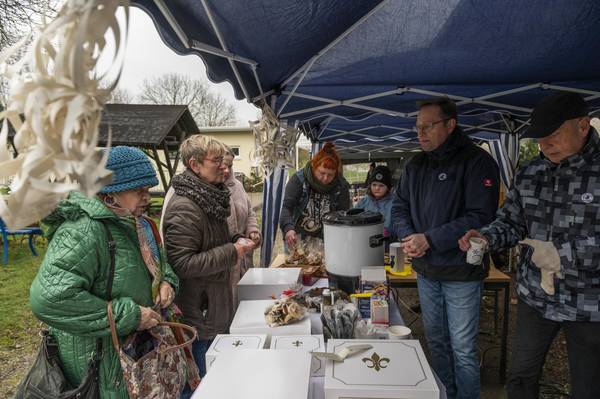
[460,92,600,399]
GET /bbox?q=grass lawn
[0,237,46,397]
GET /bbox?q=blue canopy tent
[132,0,600,266]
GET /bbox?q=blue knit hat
[99,146,159,194]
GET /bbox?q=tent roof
[132,0,600,148]
[98,104,198,147]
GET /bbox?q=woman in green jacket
[29,146,179,399]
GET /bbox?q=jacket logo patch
[438,173,447,181]
[483,178,493,187]
[581,193,594,203]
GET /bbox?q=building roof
[98,104,199,147]
[199,125,252,133]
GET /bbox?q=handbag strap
[106,301,121,351]
[103,221,117,299]
[155,322,197,353]
[106,307,197,354]
[93,221,117,362]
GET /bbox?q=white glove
[519,238,561,295]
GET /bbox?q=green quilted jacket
[29,192,179,399]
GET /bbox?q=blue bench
[0,218,44,265]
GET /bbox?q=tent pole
[190,40,257,66]
[251,65,264,100]
[541,84,600,97]
[281,103,339,118]
[200,0,251,101]
[153,0,189,46]
[277,57,317,116]
[153,1,259,67]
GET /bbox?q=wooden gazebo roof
[98,104,199,190]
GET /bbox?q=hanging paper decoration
[251,103,301,176]
[0,0,128,229]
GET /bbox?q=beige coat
[225,175,260,304]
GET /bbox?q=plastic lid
[323,208,384,226]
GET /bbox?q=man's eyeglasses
[413,118,449,133]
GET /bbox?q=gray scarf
[171,170,231,221]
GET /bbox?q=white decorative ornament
[581,193,594,203]
[375,173,383,180]
[0,0,128,229]
[438,173,447,181]
[250,104,301,176]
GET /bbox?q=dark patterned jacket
[480,129,600,322]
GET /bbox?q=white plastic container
[192,349,311,399]
[324,339,439,399]
[237,267,301,301]
[205,334,267,373]
[229,300,311,345]
[270,334,325,377]
[323,210,384,278]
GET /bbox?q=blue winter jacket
[391,128,500,280]
[355,193,394,236]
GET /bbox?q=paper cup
[467,237,486,265]
[388,325,411,340]
[389,242,405,273]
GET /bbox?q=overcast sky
[102,7,259,125]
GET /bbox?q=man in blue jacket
[391,98,500,399]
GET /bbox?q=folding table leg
[28,235,39,257]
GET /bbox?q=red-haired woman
[280,143,350,248]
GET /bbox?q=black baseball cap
[522,92,589,139]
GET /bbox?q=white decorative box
[205,334,267,373]
[324,339,439,399]
[229,300,311,345]
[192,349,311,399]
[237,267,301,300]
[270,334,326,377]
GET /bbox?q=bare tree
[106,87,134,104]
[198,91,237,127]
[0,1,58,51]
[1,1,58,106]
[139,73,237,127]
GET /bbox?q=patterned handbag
[107,302,197,399]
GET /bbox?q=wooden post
[151,146,169,191]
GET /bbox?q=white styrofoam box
[229,300,311,345]
[205,334,267,373]
[324,339,439,399]
[237,267,301,301]
[270,334,326,377]
[192,349,311,399]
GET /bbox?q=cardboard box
[360,266,388,297]
[270,334,325,377]
[229,300,311,345]
[192,349,311,399]
[237,267,301,300]
[205,334,267,373]
[324,339,439,399]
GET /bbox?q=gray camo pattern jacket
[480,129,600,322]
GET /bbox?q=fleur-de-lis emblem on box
[292,340,303,347]
[232,340,243,347]
[362,352,390,372]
